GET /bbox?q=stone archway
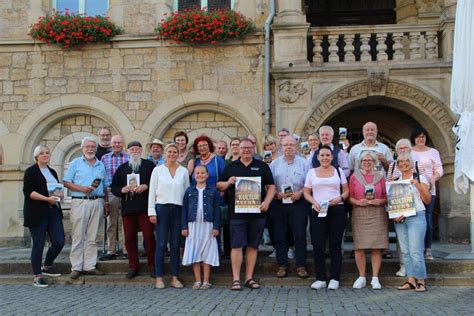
[297,80,457,159]
[16,94,134,164]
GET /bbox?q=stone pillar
[0,166,28,247]
[439,0,456,62]
[396,0,418,24]
[272,0,310,67]
[438,163,471,242]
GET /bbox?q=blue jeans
[424,195,436,249]
[28,206,65,276]
[395,211,427,279]
[154,204,182,277]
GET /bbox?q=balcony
[308,23,447,66]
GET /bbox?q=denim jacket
[181,185,221,230]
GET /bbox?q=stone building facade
[0,0,469,246]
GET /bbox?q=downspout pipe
[263,0,275,135]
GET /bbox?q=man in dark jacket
[111,141,156,279]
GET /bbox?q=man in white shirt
[347,122,393,174]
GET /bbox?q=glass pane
[208,0,231,11]
[178,0,200,10]
[85,0,109,16]
[56,0,79,14]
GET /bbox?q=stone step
[2,257,473,276]
[2,273,474,287]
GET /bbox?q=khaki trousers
[106,192,123,254]
[70,199,103,271]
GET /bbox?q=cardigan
[22,164,63,227]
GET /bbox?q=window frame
[52,0,109,16]
[173,0,235,11]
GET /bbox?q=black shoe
[126,269,139,279]
[41,266,61,277]
[149,267,156,278]
[33,277,48,288]
[99,253,117,261]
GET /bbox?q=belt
[71,196,104,200]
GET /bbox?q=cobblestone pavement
[1,284,473,315]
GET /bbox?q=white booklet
[281,183,294,204]
[235,176,261,213]
[47,183,64,202]
[127,173,140,190]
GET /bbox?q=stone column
[439,0,456,62]
[272,0,310,67]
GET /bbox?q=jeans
[310,204,347,281]
[271,199,309,268]
[29,206,65,276]
[154,204,182,277]
[395,211,427,279]
[424,195,436,249]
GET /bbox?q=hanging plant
[28,10,123,50]
[156,7,255,45]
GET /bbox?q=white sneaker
[311,280,327,290]
[287,248,295,259]
[396,266,406,277]
[352,276,366,289]
[268,249,276,258]
[328,279,339,290]
[371,277,382,290]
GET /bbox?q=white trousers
[70,199,103,271]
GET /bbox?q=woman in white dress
[182,165,221,289]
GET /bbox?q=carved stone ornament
[416,0,443,13]
[278,80,307,103]
[368,70,388,95]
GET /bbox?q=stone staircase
[1,248,473,287]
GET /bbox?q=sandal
[415,282,427,292]
[192,281,202,290]
[398,281,416,290]
[200,282,212,290]
[244,278,260,290]
[231,280,241,291]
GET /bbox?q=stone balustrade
[309,24,440,64]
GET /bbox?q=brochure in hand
[235,176,261,213]
[281,183,293,204]
[47,183,64,202]
[386,179,416,219]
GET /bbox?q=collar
[361,140,379,148]
[82,156,99,166]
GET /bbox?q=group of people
[23,122,442,293]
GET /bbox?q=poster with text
[386,179,416,219]
[235,176,261,213]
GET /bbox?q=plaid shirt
[101,151,130,186]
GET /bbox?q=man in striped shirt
[100,135,129,260]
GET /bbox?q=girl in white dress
[181,165,220,289]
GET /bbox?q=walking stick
[103,216,107,254]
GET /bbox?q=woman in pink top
[303,145,349,290]
[349,150,387,290]
[410,127,443,260]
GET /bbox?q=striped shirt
[101,151,130,186]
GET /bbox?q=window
[175,0,233,11]
[53,0,109,16]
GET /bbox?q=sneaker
[69,270,81,280]
[352,276,367,289]
[41,266,61,277]
[311,280,327,290]
[126,269,139,279]
[84,268,105,276]
[396,266,406,277]
[268,249,276,258]
[328,279,339,290]
[424,249,434,260]
[371,277,382,290]
[33,277,48,288]
[287,248,295,260]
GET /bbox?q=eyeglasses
[415,135,426,139]
[240,146,254,150]
[361,159,374,163]
[197,144,209,148]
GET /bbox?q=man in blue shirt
[64,136,109,279]
[147,138,165,166]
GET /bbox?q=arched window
[53,0,109,16]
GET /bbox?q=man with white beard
[64,136,109,279]
[111,141,156,279]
